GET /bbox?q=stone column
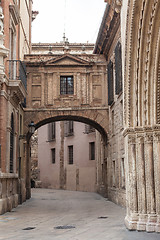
[26,141,31,199]
[153,130,160,233]
[125,133,138,230]
[144,132,156,232]
[136,133,147,231]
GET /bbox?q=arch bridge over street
[23,46,109,199]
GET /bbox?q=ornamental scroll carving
[144,133,153,144]
[104,0,122,13]
[153,132,160,143]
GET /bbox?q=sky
[32,0,106,44]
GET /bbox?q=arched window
[10,113,14,173]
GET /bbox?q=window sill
[47,139,56,142]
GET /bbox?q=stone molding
[124,0,160,127]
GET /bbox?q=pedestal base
[137,214,147,231]
[125,213,139,230]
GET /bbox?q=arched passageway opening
[23,115,108,201]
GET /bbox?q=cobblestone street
[0,189,159,240]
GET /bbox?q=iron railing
[7,60,27,90]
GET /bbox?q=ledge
[0,172,18,179]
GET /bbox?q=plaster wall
[38,122,97,192]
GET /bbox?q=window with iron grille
[60,76,74,95]
[64,121,74,137]
[107,60,114,105]
[115,42,122,95]
[10,113,14,173]
[68,145,73,164]
[51,148,56,164]
[48,122,56,141]
[89,142,95,160]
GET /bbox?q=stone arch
[24,109,109,143]
[124,0,160,127]
[156,35,160,124]
[24,109,109,199]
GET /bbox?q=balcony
[7,60,27,103]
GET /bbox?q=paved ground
[0,189,159,240]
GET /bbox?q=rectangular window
[85,124,95,134]
[112,160,116,187]
[115,42,122,95]
[48,122,56,141]
[20,114,22,135]
[107,60,114,105]
[89,142,95,160]
[112,110,114,135]
[121,158,125,189]
[120,100,123,128]
[64,121,74,137]
[51,148,56,164]
[60,76,74,95]
[68,145,73,164]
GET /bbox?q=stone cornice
[123,125,160,137]
[94,4,120,56]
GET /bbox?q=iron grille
[90,142,95,160]
[115,42,122,95]
[68,145,73,164]
[51,148,56,164]
[48,122,56,141]
[60,76,74,95]
[7,60,27,90]
[107,60,114,105]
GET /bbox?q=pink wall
[38,121,97,192]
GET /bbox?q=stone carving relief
[144,133,153,144]
[104,0,122,13]
[128,135,136,145]
[153,132,160,142]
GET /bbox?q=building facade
[0,0,32,214]
[36,121,99,192]
[95,0,160,233]
[94,2,125,207]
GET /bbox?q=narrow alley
[0,189,159,240]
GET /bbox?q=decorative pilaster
[144,131,156,232]
[125,133,138,230]
[136,132,147,231]
[153,129,160,233]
